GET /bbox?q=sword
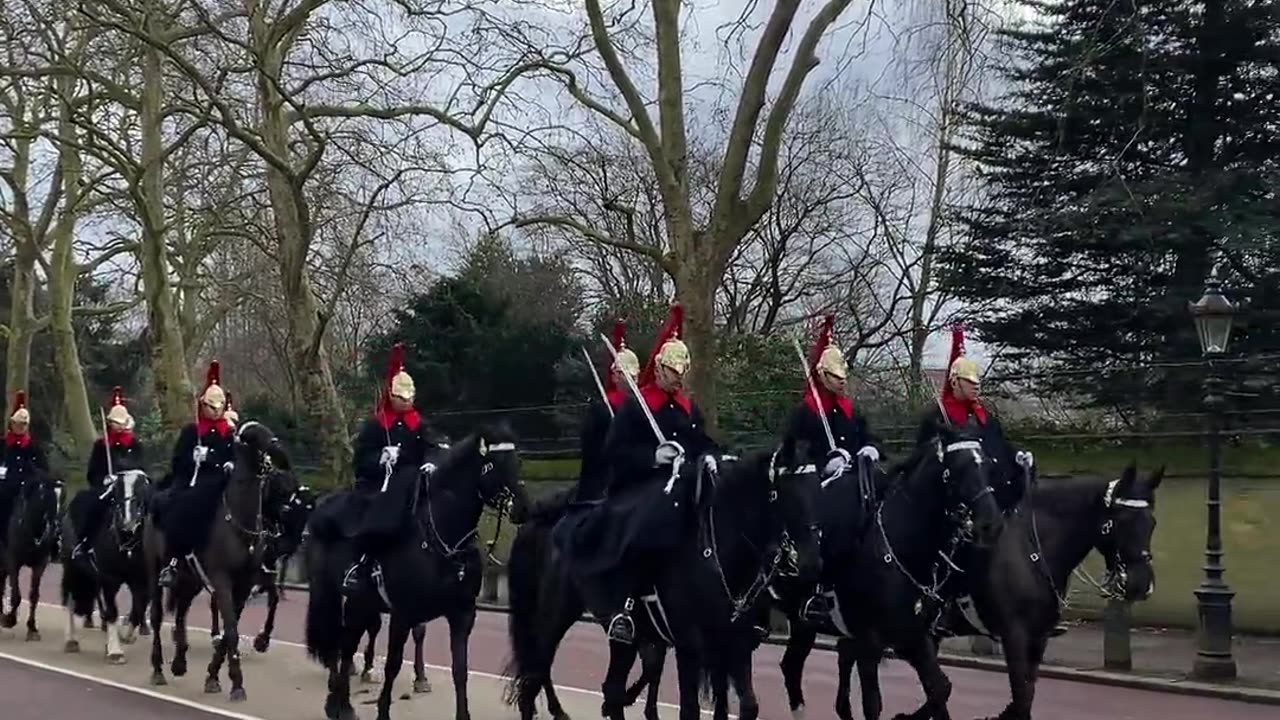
[598,333,682,494]
[99,407,115,500]
[581,346,613,419]
[791,338,837,453]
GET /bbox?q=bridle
[418,440,520,572]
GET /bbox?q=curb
[280,583,1280,706]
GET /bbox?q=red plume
[638,304,683,388]
[806,314,835,375]
[111,386,125,407]
[604,320,627,393]
[385,343,405,390]
[204,360,221,391]
[14,391,25,410]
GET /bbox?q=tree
[943,0,1280,411]
[509,0,866,431]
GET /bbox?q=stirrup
[606,613,635,644]
[341,557,366,592]
[802,594,831,621]
[158,559,178,587]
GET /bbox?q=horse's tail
[303,538,343,667]
[502,517,553,704]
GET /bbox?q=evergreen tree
[943,0,1280,413]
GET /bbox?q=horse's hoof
[325,699,358,720]
[119,626,137,645]
[1,614,16,629]
[85,616,96,629]
[64,640,80,653]
[204,678,222,694]
[211,634,222,649]
[26,629,41,642]
[552,711,572,720]
[229,687,247,703]
[253,635,270,653]
[150,672,167,687]
[413,678,431,694]
[791,705,806,720]
[172,658,187,677]
[107,652,127,665]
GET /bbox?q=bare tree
[507,0,869,429]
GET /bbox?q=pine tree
[943,0,1280,412]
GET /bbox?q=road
[0,566,1272,720]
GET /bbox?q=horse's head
[235,419,299,501]
[109,469,152,534]
[724,450,823,585]
[16,470,60,540]
[436,422,528,524]
[1096,463,1162,601]
[934,420,1003,546]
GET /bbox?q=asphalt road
[0,566,1274,720]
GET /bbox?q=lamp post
[1188,266,1238,681]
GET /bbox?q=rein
[415,441,518,576]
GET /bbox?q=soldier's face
[389,395,413,413]
[108,419,127,433]
[656,364,684,392]
[200,402,223,420]
[953,378,980,401]
[820,370,846,395]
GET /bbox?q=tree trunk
[674,241,724,437]
[5,243,38,418]
[48,81,96,453]
[138,31,193,428]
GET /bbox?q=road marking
[0,650,267,720]
[32,601,734,718]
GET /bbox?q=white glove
[856,445,880,463]
[1016,451,1035,470]
[192,445,209,463]
[654,441,685,466]
[420,462,438,476]
[822,448,851,478]
[0,465,7,480]
[379,445,400,467]
[701,454,719,476]
[222,462,235,474]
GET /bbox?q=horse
[928,463,1164,720]
[143,420,296,701]
[305,424,530,720]
[507,449,824,720]
[618,422,1006,720]
[60,468,154,661]
[209,476,317,654]
[0,469,62,640]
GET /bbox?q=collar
[941,395,987,425]
[196,417,233,437]
[108,430,135,447]
[640,383,691,414]
[4,431,30,449]
[605,388,628,410]
[804,388,852,418]
[378,407,421,432]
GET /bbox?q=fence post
[1103,598,1132,671]
[481,561,503,604]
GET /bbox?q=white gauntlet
[379,445,400,467]
[192,445,209,463]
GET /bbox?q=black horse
[621,424,1005,720]
[210,467,316,655]
[1,469,62,640]
[144,421,296,701]
[927,463,1164,720]
[305,424,529,720]
[60,468,154,661]
[507,449,823,720]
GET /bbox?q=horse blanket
[153,464,230,557]
[551,476,687,581]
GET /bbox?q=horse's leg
[892,634,952,720]
[171,584,195,678]
[638,643,667,720]
[672,645,703,720]
[209,593,222,648]
[206,574,248,702]
[412,623,432,693]
[375,613,412,720]
[148,569,167,685]
[360,614,382,683]
[852,638,884,720]
[780,622,817,717]
[102,581,126,664]
[325,615,363,720]
[120,576,143,644]
[3,555,20,627]
[988,627,1039,720]
[711,661,732,720]
[447,606,477,720]
[600,640,639,720]
[63,595,81,653]
[727,648,761,720]
[253,578,278,653]
[25,559,46,641]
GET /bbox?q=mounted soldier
[574,320,641,504]
[915,326,1032,510]
[562,303,721,644]
[71,387,146,564]
[0,392,51,538]
[156,360,238,588]
[779,314,883,623]
[341,342,449,596]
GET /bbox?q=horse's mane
[712,449,775,504]
[1029,476,1110,516]
[434,421,517,475]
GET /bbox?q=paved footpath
[0,568,1275,720]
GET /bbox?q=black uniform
[157,421,237,559]
[778,396,881,473]
[0,436,51,537]
[571,399,616,503]
[914,403,1024,510]
[74,435,146,552]
[604,390,719,495]
[350,412,448,547]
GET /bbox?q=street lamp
[1188,265,1238,681]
